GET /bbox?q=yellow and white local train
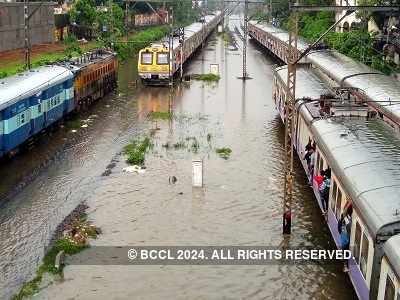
[137,12,222,85]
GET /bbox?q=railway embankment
[0,26,168,80]
[11,203,101,300]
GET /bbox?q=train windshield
[141,53,153,65]
[157,53,169,65]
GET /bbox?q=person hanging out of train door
[314,169,325,189]
[303,139,315,185]
[320,169,331,216]
[338,204,352,273]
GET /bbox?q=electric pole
[24,0,31,69]
[242,0,249,79]
[282,11,298,235]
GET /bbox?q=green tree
[97,3,125,39]
[70,0,97,27]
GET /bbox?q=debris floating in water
[123,165,146,174]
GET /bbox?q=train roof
[278,61,400,241]
[250,21,400,125]
[311,117,400,240]
[160,12,221,51]
[275,65,330,100]
[249,21,309,51]
[62,49,116,71]
[384,234,400,276]
[307,50,400,124]
[0,65,73,111]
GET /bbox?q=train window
[319,156,324,174]
[38,104,41,113]
[331,180,337,210]
[20,113,25,124]
[360,233,369,278]
[353,222,362,263]
[141,52,153,65]
[157,53,169,65]
[336,189,342,220]
[384,276,395,300]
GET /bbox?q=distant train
[0,49,117,158]
[137,11,223,85]
[133,10,169,27]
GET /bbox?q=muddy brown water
[0,19,356,300]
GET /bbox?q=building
[0,2,55,52]
[335,0,361,32]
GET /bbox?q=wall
[0,2,55,52]
[335,0,361,32]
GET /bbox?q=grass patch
[65,118,82,129]
[191,139,200,153]
[173,140,186,149]
[12,217,98,300]
[123,137,151,165]
[216,147,232,160]
[0,41,99,79]
[148,111,173,120]
[191,73,220,82]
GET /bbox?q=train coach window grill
[331,180,338,211]
[384,275,395,300]
[20,113,25,124]
[353,222,362,263]
[335,188,343,220]
[157,53,169,65]
[141,53,153,65]
[360,233,369,279]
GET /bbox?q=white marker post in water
[192,159,204,187]
[210,64,219,76]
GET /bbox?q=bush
[123,137,152,165]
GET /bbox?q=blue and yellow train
[0,49,117,158]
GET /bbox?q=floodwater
[0,18,356,300]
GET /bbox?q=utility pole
[242,0,249,79]
[125,1,129,40]
[24,0,31,69]
[282,11,298,235]
[169,6,174,87]
[179,27,185,80]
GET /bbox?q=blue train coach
[0,65,74,158]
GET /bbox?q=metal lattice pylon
[282,13,298,235]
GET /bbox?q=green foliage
[112,26,168,60]
[12,238,87,300]
[97,3,125,39]
[124,137,152,165]
[70,0,97,27]
[148,111,173,120]
[299,11,334,41]
[298,11,398,75]
[216,147,232,159]
[64,35,82,58]
[192,73,220,82]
